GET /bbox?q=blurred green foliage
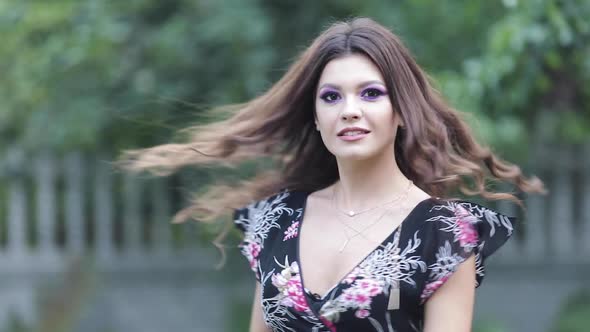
[551,288,590,332]
[0,0,588,158]
[1,2,589,331]
[0,259,96,332]
[440,0,590,155]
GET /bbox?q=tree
[1,0,587,158]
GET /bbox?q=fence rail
[0,149,219,272]
[0,144,589,332]
[488,142,590,266]
[2,145,590,266]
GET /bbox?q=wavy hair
[119,17,546,230]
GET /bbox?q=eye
[319,91,341,103]
[361,88,385,100]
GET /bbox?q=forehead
[317,54,384,87]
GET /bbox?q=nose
[340,98,363,121]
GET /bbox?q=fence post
[549,145,575,261]
[64,152,85,254]
[6,149,28,259]
[151,178,172,256]
[35,150,57,255]
[95,156,114,261]
[581,143,590,257]
[523,192,546,262]
[123,173,142,256]
[523,136,547,261]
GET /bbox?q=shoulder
[417,198,518,302]
[424,198,516,234]
[233,189,301,233]
[418,197,517,264]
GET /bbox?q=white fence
[0,150,214,265]
[0,149,228,332]
[478,142,590,332]
[0,144,589,332]
[492,142,590,262]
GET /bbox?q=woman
[122,17,545,331]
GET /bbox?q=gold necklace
[330,183,412,252]
[335,206,410,252]
[333,180,413,217]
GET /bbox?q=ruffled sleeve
[419,199,517,304]
[233,206,262,282]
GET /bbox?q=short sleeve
[233,207,249,233]
[233,206,261,282]
[419,200,517,303]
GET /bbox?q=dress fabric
[233,189,516,332]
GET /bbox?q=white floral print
[283,221,299,241]
[271,258,310,312]
[260,257,330,332]
[318,228,427,328]
[234,191,294,279]
[234,192,516,331]
[420,200,515,303]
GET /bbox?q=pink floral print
[320,317,337,332]
[283,220,299,241]
[234,191,516,331]
[320,276,386,323]
[420,274,450,301]
[342,267,361,284]
[454,205,479,248]
[271,261,310,312]
[355,309,370,319]
[241,241,261,269]
[341,278,385,315]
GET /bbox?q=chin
[333,150,377,162]
[330,144,393,162]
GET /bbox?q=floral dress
[233,189,516,332]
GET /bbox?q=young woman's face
[314,54,402,161]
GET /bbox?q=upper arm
[419,200,517,331]
[249,281,271,332]
[423,254,476,332]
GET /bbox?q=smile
[338,132,370,141]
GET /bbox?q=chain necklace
[333,208,390,253]
[335,206,410,252]
[333,180,413,217]
[330,182,412,252]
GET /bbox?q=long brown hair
[119,17,546,227]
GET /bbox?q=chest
[248,192,434,330]
[297,205,410,298]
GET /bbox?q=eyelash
[319,88,386,104]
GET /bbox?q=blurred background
[0,0,589,331]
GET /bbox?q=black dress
[234,189,516,332]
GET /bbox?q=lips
[337,127,371,136]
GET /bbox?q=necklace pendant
[348,210,355,217]
[339,238,349,253]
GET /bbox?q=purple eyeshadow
[361,85,387,101]
[319,88,341,103]
[365,84,387,93]
[317,84,387,103]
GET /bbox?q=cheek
[371,101,395,122]
[373,105,398,140]
[314,105,335,128]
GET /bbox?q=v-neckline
[295,191,434,302]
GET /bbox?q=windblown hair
[120,17,546,228]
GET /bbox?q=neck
[334,148,411,211]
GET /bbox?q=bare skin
[248,54,475,331]
[249,282,270,332]
[301,53,432,299]
[297,183,431,298]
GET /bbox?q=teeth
[343,131,366,136]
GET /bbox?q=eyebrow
[318,80,386,91]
